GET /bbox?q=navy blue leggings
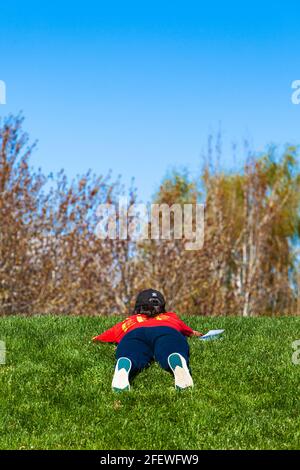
[116,326,190,378]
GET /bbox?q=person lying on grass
[93,289,203,391]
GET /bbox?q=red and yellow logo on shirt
[121,314,170,333]
[154,314,170,321]
[121,315,145,333]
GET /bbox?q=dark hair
[134,289,166,316]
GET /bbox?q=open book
[199,329,225,341]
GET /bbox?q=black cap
[134,289,166,312]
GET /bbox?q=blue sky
[1,0,300,201]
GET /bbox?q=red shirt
[93,312,194,344]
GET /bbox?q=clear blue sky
[1,0,300,201]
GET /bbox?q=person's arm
[191,330,203,337]
[92,322,122,343]
[175,314,203,337]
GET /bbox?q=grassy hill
[0,315,299,450]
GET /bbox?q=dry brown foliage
[1,116,299,316]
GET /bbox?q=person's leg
[112,328,153,391]
[152,327,193,390]
[152,327,190,370]
[167,352,193,390]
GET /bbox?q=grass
[0,315,299,450]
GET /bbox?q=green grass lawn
[0,315,299,450]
